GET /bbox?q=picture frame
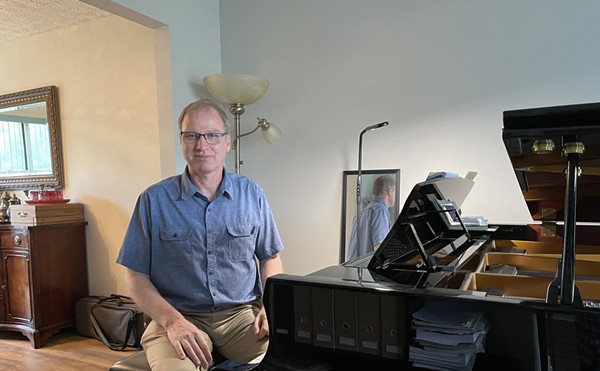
[340,169,401,263]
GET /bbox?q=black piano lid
[503,101,600,223]
[367,179,480,273]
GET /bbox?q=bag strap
[96,294,136,307]
[90,305,137,351]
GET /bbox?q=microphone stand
[355,121,389,258]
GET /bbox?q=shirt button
[208,250,212,255]
[209,271,214,275]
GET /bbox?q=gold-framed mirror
[0,86,64,190]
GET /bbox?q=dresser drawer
[0,229,29,248]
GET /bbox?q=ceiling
[0,0,111,44]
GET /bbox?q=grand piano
[262,102,600,371]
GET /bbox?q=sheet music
[424,171,477,208]
[409,302,489,371]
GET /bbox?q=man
[346,175,396,261]
[117,99,284,371]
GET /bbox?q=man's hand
[253,306,270,341]
[166,316,213,369]
[126,269,212,368]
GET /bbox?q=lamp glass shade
[204,74,269,105]
[261,122,282,144]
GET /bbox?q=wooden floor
[0,327,140,371]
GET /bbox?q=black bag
[75,294,146,351]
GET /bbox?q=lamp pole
[355,121,389,257]
[229,103,245,174]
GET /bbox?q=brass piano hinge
[540,221,557,238]
[541,208,557,221]
[540,207,557,237]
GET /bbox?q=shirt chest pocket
[159,226,193,264]
[227,224,255,261]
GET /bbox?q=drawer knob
[13,235,22,245]
[17,211,28,218]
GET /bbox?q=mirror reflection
[340,169,401,263]
[1,102,52,176]
[0,86,63,190]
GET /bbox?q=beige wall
[0,15,168,295]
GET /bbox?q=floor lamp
[204,74,282,174]
[355,121,389,256]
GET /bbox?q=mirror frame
[0,86,64,190]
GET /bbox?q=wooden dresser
[0,221,88,348]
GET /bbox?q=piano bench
[109,351,150,371]
[109,350,242,371]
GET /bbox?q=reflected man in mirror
[116,99,284,371]
[346,175,396,261]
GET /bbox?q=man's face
[386,186,396,207]
[180,107,231,176]
[390,186,396,206]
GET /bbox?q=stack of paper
[409,303,489,371]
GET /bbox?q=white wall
[218,0,600,275]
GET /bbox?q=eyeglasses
[180,131,229,145]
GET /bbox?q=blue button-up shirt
[346,198,391,261]
[116,169,284,313]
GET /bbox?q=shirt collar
[372,197,386,206]
[180,167,197,200]
[220,169,233,200]
[180,167,233,200]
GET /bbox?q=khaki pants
[142,300,268,371]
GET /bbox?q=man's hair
[178,99,230,131]
[372,175,395,197]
